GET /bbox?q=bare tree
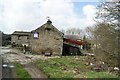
[95,1,120,28]
[87,1,119,67]
[65,28,82,35]
[65,28,84,39]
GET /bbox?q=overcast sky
[0,0,101,34]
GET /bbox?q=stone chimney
[46,16,52,24]
[47,19,52,24]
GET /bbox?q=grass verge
[13,62,31,78]
[34,56,118,78]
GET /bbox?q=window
[45,28,51,30]
[33,32,39,39]
[18,35,21,40]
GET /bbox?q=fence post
[0,31,2,79]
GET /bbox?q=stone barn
[11,31,30,47]
[29,20,64,56]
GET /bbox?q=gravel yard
[4,48,60,65]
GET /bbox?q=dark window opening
[45,28,51,30]
[18,35,21,40]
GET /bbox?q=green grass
[35,57,75,78]
[34,56,118,78]
[85,71,118,78]
[13,62,31,78]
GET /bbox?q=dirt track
[23,63,48,78]
[3,48,50,78]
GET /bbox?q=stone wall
[11,35,29,46]
[11,20,63,56]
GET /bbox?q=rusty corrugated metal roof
[63,38,85,46]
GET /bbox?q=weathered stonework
[29,20,63,56]
[11,31,30,46]
[11,20,64,56]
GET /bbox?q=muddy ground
[2,47,58,78]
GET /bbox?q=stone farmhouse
[11,19,84,56]
[11,20,63,56]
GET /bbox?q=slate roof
[12,31,30,36]
[12,20,63,37]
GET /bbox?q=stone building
[29,20,64,55]
[11,20,64,56]
[11,20,84,56]
[11,31,30,46]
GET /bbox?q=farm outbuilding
[11,31,30,47]
[62,43,81,55]
[62,38,85,55]
[11,19,85,56]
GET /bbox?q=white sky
[0,0,98,34]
